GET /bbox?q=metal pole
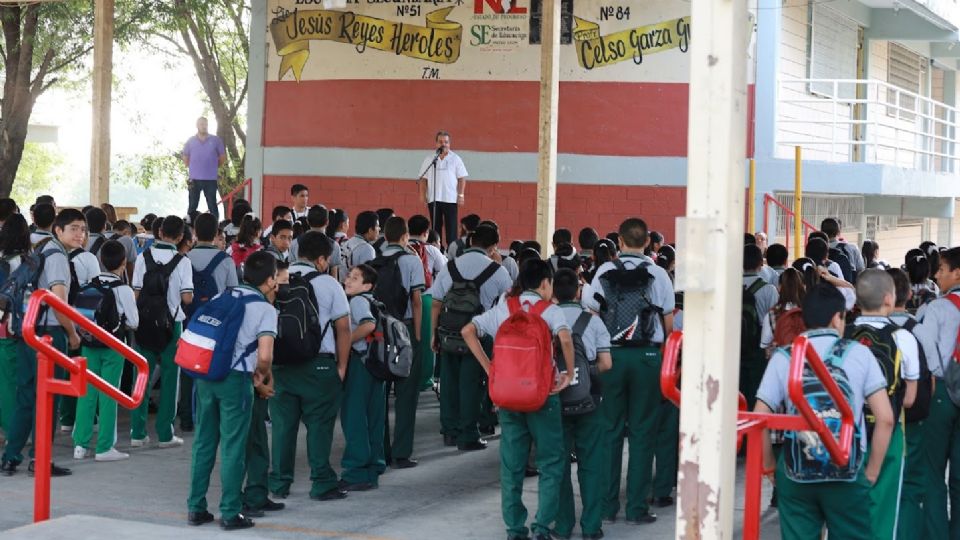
[676,0,749,536]
[33,341,53,522]
[535,0,559,251]
[748,159,756,234]
[794,146,803,260]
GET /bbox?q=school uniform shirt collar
[803,328,840,339]
[47,238,68,255]
[236,284,267,301]
[521,290,544,300]
[193,243,218,250]
[854,315,890,324]
[619,252,654,264]
[464,248,486,255]
[97,272,122,282]
[153,241,177,250]
[291,260,318,271]
[350,291,375,300]
[35,230,52,238]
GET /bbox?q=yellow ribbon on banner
[572,16,691,70]
[270,7,463,81]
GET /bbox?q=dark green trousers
[242,396,271,509]
[340,351,386,485]
[385,322,420,462]
[269,355,341,498]
[652,399,679,498]
[899,419,927,540]
[499,394,565,537]
[776,454,872,540]
[922,382,960,540]
[556,410,605,537]
[178,370,195,428]
[58,345,81,428]
[419,294,435,391]
[131,323,182,443]
[739,348,766,411]
[438,352,484,445]
[187,370,253,520]
[599,346,662,520]
[2,329,67,464]
[0,337,18,434]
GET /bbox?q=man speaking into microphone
[418,130,468,246]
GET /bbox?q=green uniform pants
[269,355,342,498]
[739,348,766,411]
[187,370,253,521]
[58,345,81,428]
[0,337,18,434]
[178,370,195,427]
[2,329,67,464]
[242,395,270,509]
[652,399,680,498]
[556,411,605,537]
[419,294,435,391]
[131,323,182,443]
[898,419,927,540]
[438,352,484,445]
[73,347,124,454]
[776,453,873,540]
[499,394,565,537]
[340,351,387,485]
[385,322,420,462]
[922,382,960,540]
[599,346,662,520]
[870,420,904,540]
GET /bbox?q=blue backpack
[0,251,51,336]
[174,288,265,382]
[184,251,228,321]
[782,338,864,483]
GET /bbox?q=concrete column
[245,0,268,216]
[535,0,560,252]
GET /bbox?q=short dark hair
[355,211,379,236]
[161,215,185,241]
[805,238,828,264]
[743,244,764,271]
[649,231,664,245]
[471,224,500,249]
[808,230,829,244]
[553,268,580,303]
[384,216,408,243]
[271,219,293,236]
[290,184,308,196]
[435,130,451,141]
[376,208,395,228]
[855,269,894,311]
[53,209,85,234]
[0,198,18,222]
[886,268,911,307]
[744,233,757,246]
[84,207,107,234]
[941,247,960,272]
[152,216,164,238]
[618,218,649,249]
[230,203,251,227]
[140,213,157,231]
[766,243,788,267]
[578,228,599,251]
[307,205,329,228]
[408,215,431,236]
[353,263,378,286]
[801,283,846,329]
[35,195,54,206]
[820,218,840,239]
[517,258,554,292]
[243,251,278,287]
[461,213,481,232]
[0,214,30,254]
[100,240,126,272]
[271,205,291,221]
[552,228,572,246]
[194,213,218,242]
[297,231,332,262]
[33,203,56,229]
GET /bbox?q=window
[807,3,859,99]
[529,0,574,45]
[887,43,926,121]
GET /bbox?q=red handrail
[22,289,149,522]
[762,193,818,254]
[660,331,748,412]
[218,178,252,218]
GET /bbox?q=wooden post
[90,0,114,206]
[676,0,749,537]
[535,0,560,251]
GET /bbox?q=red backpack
[489,296,556,412]
[230,242,261,267]
[408,241,433,288]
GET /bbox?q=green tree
[10,142,62,206]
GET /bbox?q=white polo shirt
[419,151,468,204]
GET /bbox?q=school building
[244,0,960,261]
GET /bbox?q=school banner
[572,15,690,70]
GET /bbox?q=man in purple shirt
[183,117,226,221]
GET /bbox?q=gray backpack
[598,260,662,346]
[363,297,413,381]
[558,311,601,416]
[436,260,500,355]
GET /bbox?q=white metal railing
[777,78,959,173]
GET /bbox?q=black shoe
[270,491,288,500]
[219,514,255,530]
[582,532,604,540]
[392,458,418,469]
[261,499,285,511]
[27,461,72,477]
[240,505,264,518]
[625,512,657,525]
[652,496,674,508]
[443,435,457,447]
[534,535,553,540]
[458,440,488,452]
[337,480,375,492]
[479,425,496,436]
[551,530,571,540]
[180,423,194,433]
[187,511,215,526]
[310,487,348,501]
[0,459,17,476]
[524,466,539,478]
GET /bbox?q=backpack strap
[572,311,592,336]
[475,262,501,288]
[160,254,185,278]
[747,278,766,295]
[447,260,464,283]
[203,250,229,274]
[90,235,107,255]
[506,295,521,316]
[529,299,552,318]
[902,318,918,332]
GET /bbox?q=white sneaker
[95,448,129,462]
[158,436,184,449]
[73,446,90,460]
[60,425,74,433]
[130,436,151,448]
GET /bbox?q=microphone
[435,147,444,156]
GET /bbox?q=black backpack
[558,311,601,416]
[0,250,50,336]
[363,297,414,381]
[368,251,409,320]
[741,279,766,357]
[899,318,932,423]
[90,235,108,256]
[135,250,183,353]
[75,277,124,348]
[436,260,500,355]
[597,260,661,346]
[844,321,905,437]
[274,271,327,365]
[185,251,229,321]
[67,249,84,306]
[829,244,856,283]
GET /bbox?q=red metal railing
[217,178,253,218]
[661,330,854,540]
[23,289,149,523]
[762,194,818,254]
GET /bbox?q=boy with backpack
[289,205,341,280]
[742,244,780,409]
[85,207,135,273]
[71,240,138,462]
[913,247,960,540]
[269,231,351,502]
[845,269,920,539]
[446,213,480,260]
[429,223,512,451]
[552,268,613,540]
[29,203,55,249]
[461,258,576,540]
[263,219,293,263]
[339,263,386,490]
[584,218,675,524]
[822,217,865,276]
[0,208,86,477]
[185,251,279,531]
[131,215,194,449]
[369,216,425,468]
[338,210,379,282]
[755,283,894,539]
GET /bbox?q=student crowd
[1,185,959,540]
